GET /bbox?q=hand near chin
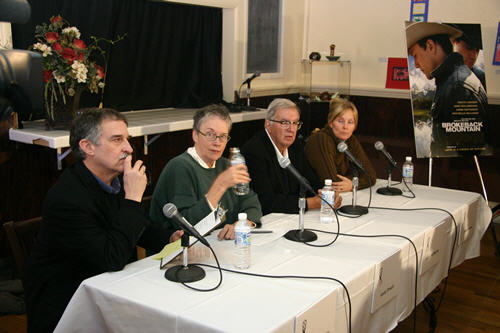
[123,155,147,202]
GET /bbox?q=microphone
[278,157,315,194]
[241,72,261,85]
[337,141,367,174]
[162,203,210,247]
[374,141,397,168]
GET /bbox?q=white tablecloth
[55,181,491,333]
[9,108,267,149]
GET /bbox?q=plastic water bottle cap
[238,213,247,221]
[325,179,332,186]
[406,156,412,162]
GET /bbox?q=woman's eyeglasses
[197,130,231,142]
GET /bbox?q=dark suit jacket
[241,130,322,215]
[25,161,172,333]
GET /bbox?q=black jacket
[430,52,489,156]
[241,130,322,215]
[26,160,172,333]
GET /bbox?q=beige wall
[304,0,500,102]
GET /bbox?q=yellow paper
[152,239,182,260]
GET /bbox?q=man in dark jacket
[406,21,489,157]
[241,98,341,215]
[25,108,181,333]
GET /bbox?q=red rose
[77,52,84,62]
[52,42,62,54]
[61,47,77,63]
[73,39,86,50]
[95,65,105,79]
[43,70,53,83]
[45,32,59,44]
[50,16,63,24]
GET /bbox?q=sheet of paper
[152,209,221,261]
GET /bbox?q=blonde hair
[327,98,358,126]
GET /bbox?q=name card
[370,250,401,313]
[459,210,474,245]
[295,289,337,333]
[420,221,448,275]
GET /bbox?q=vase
[45,88,82,130]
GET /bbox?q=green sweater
[150,151,262,231]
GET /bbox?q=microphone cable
[393,166,416,199]
[309,228,420,333]
[190,262,353,333]
[336,173,373,219]
[369,206,459,314]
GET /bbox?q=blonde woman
[305,98,376,193]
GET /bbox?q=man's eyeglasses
[268,119,303,129]
[197,130,231,142]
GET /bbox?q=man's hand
[332,174,353,193]
[217,223,235,240]
[169,230,184,243]
[123,155,147,202]
[306,196,322,210]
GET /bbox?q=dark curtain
[11,0,223,111]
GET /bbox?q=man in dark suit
[241,98,341,215]
[25,108,182,333]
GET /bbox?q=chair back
[3,217,42,281]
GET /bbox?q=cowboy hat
[405,21,462,49]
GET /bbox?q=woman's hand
[332,174,353,193]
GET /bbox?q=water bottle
[229,147,249,195]
[234,213,251,269]
[320,179,335,223]
[402,156,414,192]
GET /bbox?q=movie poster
[405,21,492,158]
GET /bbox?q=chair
[3,217,42,282]
[490,203,500,257]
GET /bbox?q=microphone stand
[164,233,206,283]
[243,81,258,111]
[338,168,368,216]
[284,184,318,242]
[376,163,402,195]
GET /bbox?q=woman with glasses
[305,98,376,193]
[150,104,262,240]
[241,98,341,215]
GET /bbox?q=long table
[54,181,491,333]
[8,108,267,168]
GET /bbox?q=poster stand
[428,156,489,206]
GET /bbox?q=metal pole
[473,155,488,206]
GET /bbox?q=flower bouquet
[31,15,122,129]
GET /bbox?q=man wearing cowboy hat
[406,21,489,157]
[449,23,486,89]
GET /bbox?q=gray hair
[193,104,232,132]
[266,98,300,120]
[70,108,128,160]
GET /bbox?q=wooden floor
[1,226,499,333]
[392,226,500,333]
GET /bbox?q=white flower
[33,42,52,57]
[53,71,66,83]
[62,26,81,39]
[71,60,88,83]
[98,82,105,88]
[67,88,75,96]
